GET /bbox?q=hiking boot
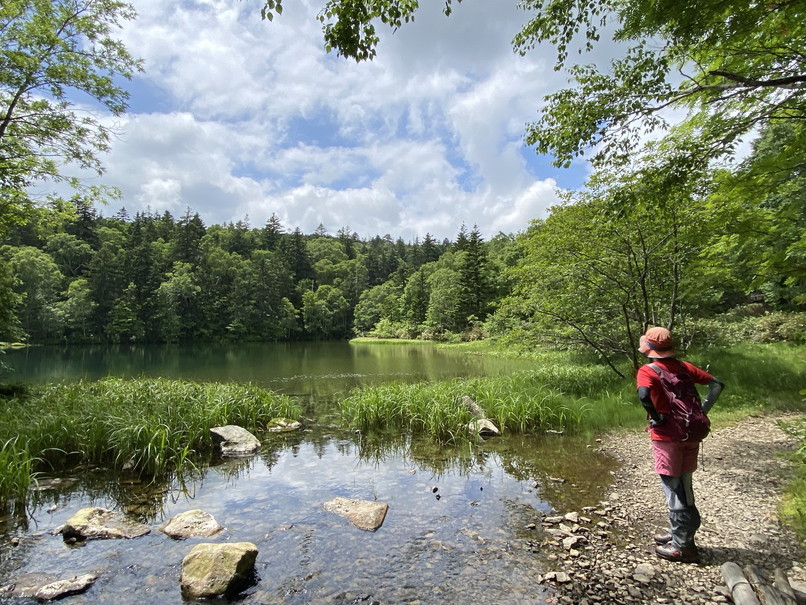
[653,531,672,545]
[655,543,699,563]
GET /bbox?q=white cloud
[86,0,572,241]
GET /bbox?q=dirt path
[538,413,805,604]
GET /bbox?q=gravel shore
[536,413,805,604]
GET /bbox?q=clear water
[0,343,618,604]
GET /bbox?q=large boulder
[160,509,224,539]
[180,542,258,599]
[0,573,98,600]
[210,425,261,456]
[61,507,150,541]
[324,497,389,531]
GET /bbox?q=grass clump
[778,407,806,541]
[0,378,300,502]
[340,361,634,441]
[340,342,805,442]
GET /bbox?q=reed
[0,378,301,503]
[0,437,36,502]
[339,362,634,440]
[340,343,805,441]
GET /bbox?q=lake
[0,342,618,604]
[2,341,541,397]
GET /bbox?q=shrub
[686,310,806,347]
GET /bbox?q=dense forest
[0,205,509,344]
[1,0,804,373]
[1,119,803,369]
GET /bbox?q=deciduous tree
[0,0,142,234]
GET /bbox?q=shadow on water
[0,343,620,604]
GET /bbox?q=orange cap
[638,326,677,358]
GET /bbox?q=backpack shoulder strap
[648,362,661,375]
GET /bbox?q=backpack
[647,362,710,442]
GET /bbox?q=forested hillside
[0,205,511,344]
[1,121,802,358]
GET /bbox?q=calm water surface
[2,341,540,396]
[0,343,618,604]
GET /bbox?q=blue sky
[82,0,592,241]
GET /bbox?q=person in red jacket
[636,326,725,563]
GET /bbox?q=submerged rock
[160,509,224,539]
[210,425,261,456]
[323,497,389,531]
[1,573,98,601]
[61,507,150,541]
[265,418,302,433]
[180,542,258,599]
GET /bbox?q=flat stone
[324,497,389,531]
[265,418,302,433]
[210,425,261,456]
[61,507,150,541]
[633,563,655,577]
[1,573,98,600]
[161,509,224,539]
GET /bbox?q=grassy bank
[0,378,300,504]
[340,342,805,438]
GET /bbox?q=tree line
[1,119,802,361]
[0,203,514,344]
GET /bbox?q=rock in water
[0,573,98,601]
[210,425,261,456]
[266,418,302,433]
[323,497,389,531]
[161,509,224,539]
[61,507,150,541]
[180,542,258,599]
[468,418,500,437]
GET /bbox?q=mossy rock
[265,418,302,433]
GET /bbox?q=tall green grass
[339,343,805,441]
[339,362,634,440]
[779,414,806,540]
[0,378,301,503]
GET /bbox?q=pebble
[529,414,805,605]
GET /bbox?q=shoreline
[537,413,805,604]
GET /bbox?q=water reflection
[0,344,618,603]
[0,427,616,604]
[1,342,538,397]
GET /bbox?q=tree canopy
[0,0,142,234]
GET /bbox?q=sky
[79,0,592,242]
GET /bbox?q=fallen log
[722,562,761,605]
[745,564,789,605]
[772,568,798,605]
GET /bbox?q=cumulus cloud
[89,0,575,241]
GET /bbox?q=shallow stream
[0,343,619,604]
